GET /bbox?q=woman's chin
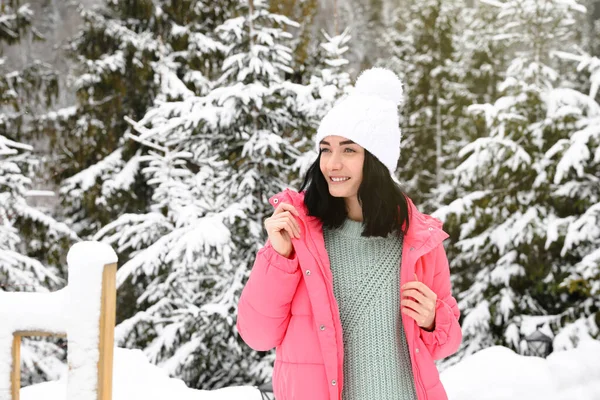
[328,186,352,198]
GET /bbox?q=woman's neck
[344,196,363,222]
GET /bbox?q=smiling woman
[237,67,462,400]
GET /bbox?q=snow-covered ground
[442,338,600,400]
[20,348,265,400]
[20,338,600,400]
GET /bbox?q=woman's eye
[319,148,355,153]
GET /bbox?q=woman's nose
[327,152,343,170]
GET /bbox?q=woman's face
[319,135,365,199]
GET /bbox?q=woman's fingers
[273,219,297,239]
[403,288,435,311]
[401,281,437,301]
[265,218,299,239]
[271,211,300,237]
[401,307,428,327]
[402,288,427,304]
[401,298,426,315]
[264,202,301,239]
[282,218,299,239]
[274,202,300,217]
[286,217,300,239]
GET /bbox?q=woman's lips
[329,177,350,184]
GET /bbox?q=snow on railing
[0,241,118,400]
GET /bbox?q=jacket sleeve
[236,240,301,351]
[419,243,462,360]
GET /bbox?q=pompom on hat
[315,67,404,175]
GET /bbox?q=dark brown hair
[299,149,410,238]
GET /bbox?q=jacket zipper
[403,248,428,400]
[297,216,343,400]
[413,349,427,400]
[297,212,429,400]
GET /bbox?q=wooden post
[97,262,117,400]
[11,335,20,400]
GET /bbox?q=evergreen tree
[37,0,235,237]
[1,0,77,386]
[541,49,600,349]
[428,1,511,214]
[433,0,597,367]
[36,0,236,327]
[91,0,351,389]
[267,0,320,82]
[377,0,473,210]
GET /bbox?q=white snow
[23,190,55,197]
[20,347,265,400]
[66,242,118,400]
[0,242,117,400]
[0,289,69,394]
[17,339,600,400]
[442,339,600,400]
[61,149,124,193]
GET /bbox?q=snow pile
[0,242,117,400]
[65,241,117,400]
[19,339,600,400]
[442,338,600,400]
[0,290,68,399]
[21,348,264,400]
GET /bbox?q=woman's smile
[330,176,351,183]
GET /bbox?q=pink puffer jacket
[237,188,462,400]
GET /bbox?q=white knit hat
[315,67,404,174]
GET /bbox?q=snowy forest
[1,0,600,392]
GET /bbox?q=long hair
[299,150,410,238]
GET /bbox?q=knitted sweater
[323,218,417,400]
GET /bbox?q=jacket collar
[268,188,448,252]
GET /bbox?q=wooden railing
[1,242,117,400]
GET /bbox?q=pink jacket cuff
[262,242,299,274]
[420,298,453,346]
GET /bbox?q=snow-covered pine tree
[428,0,510,313]
[37,0,234,237]
[0,0,77,386]
[429,0,511,211]
[36,0,235,327]
[432,0,596,368]
[540,50,600,350]
[92,0,351,389]
[376,0,473,210]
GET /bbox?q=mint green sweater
[323,218,417,400]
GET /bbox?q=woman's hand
[401,273,437,331]
[264,202,301,258]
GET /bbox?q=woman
[237,67,462,400]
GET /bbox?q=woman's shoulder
[404,195,444,230]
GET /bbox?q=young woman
[237,67,462,400]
